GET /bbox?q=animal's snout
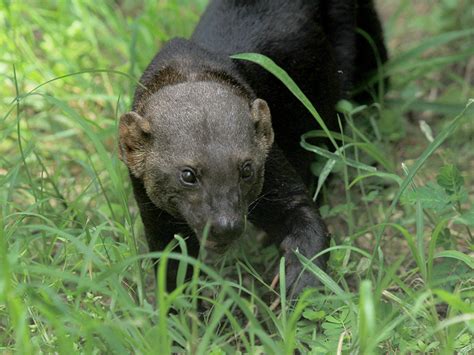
[210,215,244,241]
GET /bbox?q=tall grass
[1,0,473,353]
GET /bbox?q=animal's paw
[279,231,328,299]
[281,249,319,299]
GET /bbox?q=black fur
[122,0,387,297]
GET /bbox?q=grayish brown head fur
[119,80,273,249]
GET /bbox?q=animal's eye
[241,162,254,180]
[180,169,198,186]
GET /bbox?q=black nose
[210,216,244,240]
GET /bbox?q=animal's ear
[118,111,151,178]
[251,99,274,150]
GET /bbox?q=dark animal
[119,0,387,297]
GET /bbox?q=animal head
[119,81,273,251]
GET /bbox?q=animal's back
[192,0,339,182]
[192,0,321,56]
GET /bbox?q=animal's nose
[210,216,244,240]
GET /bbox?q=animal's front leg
[249,147,329,298]
[130,175,199,292]
[277,203,328,297]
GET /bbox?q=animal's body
[119,0,387,296]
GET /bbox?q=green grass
[1,0,473,353]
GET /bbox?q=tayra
[118,0,387,296]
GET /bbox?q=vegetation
[1,0,473,353]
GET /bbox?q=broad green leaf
[434,251,474,269]
[386,98,473,115]
[313,159,336,201]
[359,280,377,354]
[349,172,403,188]
[454,209,474,226]
[302,309,326,321]
[231,52,338,149]
[401,182,450,212]
[302,129,394,171]
[437,164,465,195]
[427,219,449,284]
[294,253,351,305]
[300,140,377,172]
